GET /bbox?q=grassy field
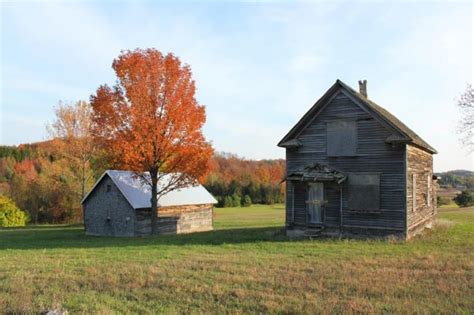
[0,204,473,314]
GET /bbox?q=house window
[348,173,380,211]
[327,121,357,156]
[412,173,417,212]
[106,184,112,192]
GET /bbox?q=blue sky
[0,1,472,171]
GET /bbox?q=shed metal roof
[81,170,217,208]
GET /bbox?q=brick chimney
[358,80,367,98]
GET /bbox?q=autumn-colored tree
[48,100,96,199]
[204,152,286,207]
[90,48,213,234]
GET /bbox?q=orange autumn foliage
[90,48,213,232]
[13,160,37,182]
[208,153,285,186]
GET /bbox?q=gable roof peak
[277,79,437,154]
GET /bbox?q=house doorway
[307,182,324,224]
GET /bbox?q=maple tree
[90,48,213,234]
[48,100,96,199]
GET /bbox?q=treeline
[0,145,286,223]
[0,142,99,223]
[205,153,285,207]
[435,170,474,190]
[0,145,40,162]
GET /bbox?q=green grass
[438,199,460,208]
[0,204,473,314]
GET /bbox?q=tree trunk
[150,170,159,235]
[81,160,86,199]
[81,160,87,230]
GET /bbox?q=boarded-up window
[327,121,357,156]
[348,173,380,211]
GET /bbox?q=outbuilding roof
[81,170,217,209]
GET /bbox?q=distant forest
[0,144,285,223]
[435,170,474,190]
[206,152,285,207]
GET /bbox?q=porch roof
[286,163,347,184]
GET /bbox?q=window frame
[326,120,358,157]
[347,172,381,212]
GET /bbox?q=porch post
[291,181,295,224]
[339,185,343,238]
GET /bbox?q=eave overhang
[278,139,302,148]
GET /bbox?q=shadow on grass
[0,224,289,250]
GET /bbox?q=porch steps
[304,226,325,239]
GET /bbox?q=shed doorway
[307,182,324,224]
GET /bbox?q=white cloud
[1,113,49,145]
[4,2,122,70]
[3,68,90,101]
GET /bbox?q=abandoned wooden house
[278,80,437,239]
[81,170,217,236]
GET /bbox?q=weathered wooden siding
[323,182,342,227]
[406,145,436,237]
[293,181,308,225]
[286,91,407,233]
[135,204,213,236]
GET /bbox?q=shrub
[223,196,233,208]
[242,195,252,207]
[231,194,241,207]
[453,191,474,208]
[0,195,28,227]
[215,196,224,208]
[437,196,451,206]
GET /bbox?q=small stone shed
[81,170,217,237]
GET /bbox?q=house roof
[278,80,437,154]
[81,170,217,208]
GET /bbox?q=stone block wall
[83,176,136,237]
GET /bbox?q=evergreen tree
[242,195,252,207]
[223,196,233,208]
[231,193,241,207]
[454,191,474,207]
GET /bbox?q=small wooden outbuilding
[278,80,437,239]
[81,170,217,236]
